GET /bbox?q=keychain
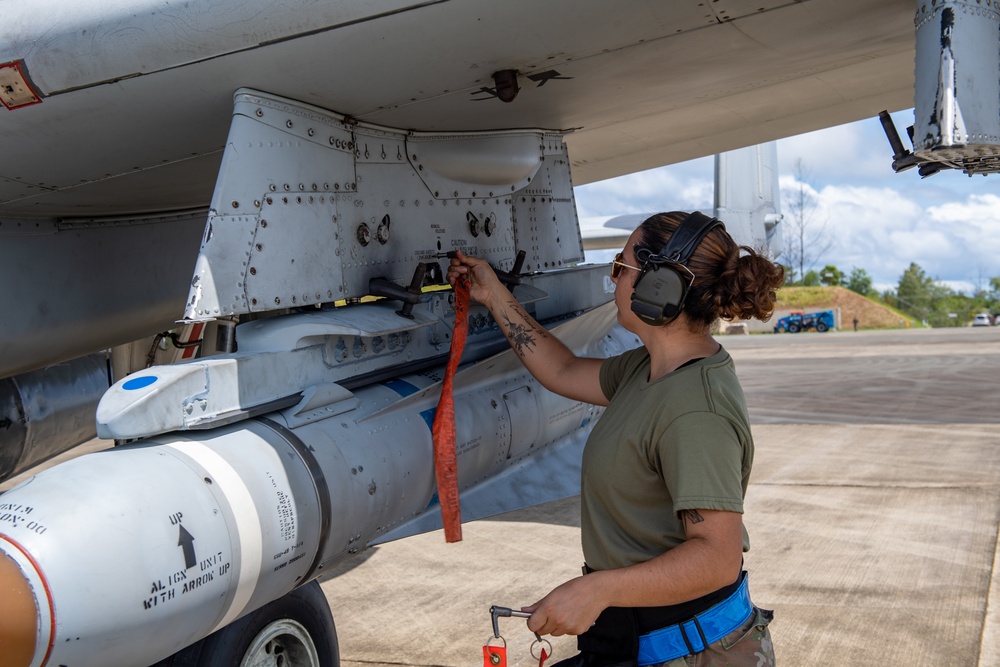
[531,640,550,667]
[485,605,553,667]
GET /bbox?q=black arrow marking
[470,86,499,101]
[178,525,196,569]
[526,70,572,87]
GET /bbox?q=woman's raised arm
[447,251,607,406]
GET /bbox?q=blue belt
[636,571,753,666]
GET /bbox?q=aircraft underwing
[1,1,998,665]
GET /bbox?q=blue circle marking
[123,376,158,391]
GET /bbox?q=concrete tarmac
[3,327,998,665]
[321,326,1000,667]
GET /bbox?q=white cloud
[776,182,917,283]
[777,111,908,185]
[926,194,1000,262]
[938,280,976,295]
[800,186,1000,287]
[574,159,712,218]
[927,194,1000,221]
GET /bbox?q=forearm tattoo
[682,509,705,525]
[501,308,539,357]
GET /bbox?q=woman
[447,211,783,666]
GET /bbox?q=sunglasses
[610,252,642,279]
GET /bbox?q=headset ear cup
[630,265,687,326]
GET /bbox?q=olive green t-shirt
[581,345,753,571]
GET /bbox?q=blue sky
[573,109,1000,295]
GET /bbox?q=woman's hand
[446,250,504,308]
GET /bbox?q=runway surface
[321,326,1000,666]
[3,326,998,665]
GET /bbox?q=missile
[0,268,635,667]
[0,354,109,482]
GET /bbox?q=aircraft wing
[6,0,921,381]
[0,0,917,220]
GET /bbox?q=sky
[573,110,1000,295]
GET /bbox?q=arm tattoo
[501,310,539,357]
[682,509,705,525]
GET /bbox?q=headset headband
[637,211,724,266]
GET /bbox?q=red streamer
[432,277,470,542]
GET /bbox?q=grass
[775,286,922,330]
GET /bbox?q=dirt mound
[776,286,915,330]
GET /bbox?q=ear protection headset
[629,212,725,326]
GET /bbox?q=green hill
[775,286,919,330]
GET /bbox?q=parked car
[972,313,992,326]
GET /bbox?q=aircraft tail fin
[713,142,783,257]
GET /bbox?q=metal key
[490,605,542,641]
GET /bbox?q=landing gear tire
[152,581,339,667]
[238,618,323,667]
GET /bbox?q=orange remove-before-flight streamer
[432,277,470,542]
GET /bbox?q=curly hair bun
[713,246,785,323]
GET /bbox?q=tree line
[782,262,1000,327]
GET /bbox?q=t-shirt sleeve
[599,347,646,400]
[654,411,745,515]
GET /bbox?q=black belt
[570,567,743,667]
[582,564,741,632]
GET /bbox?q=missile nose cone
[0,550,38,667]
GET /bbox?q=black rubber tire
[788,322,801,333]
[816,322,829,332]
[153,581,339,667]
